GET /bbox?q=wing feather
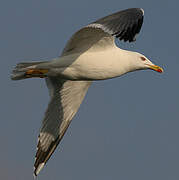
[61,8,144,56]
[90,8,144,42]
[34,78,91,176]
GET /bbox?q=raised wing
[34,78,91,176]
[88,8,144,42]
[61,28,115,56]
[61,8,144,56]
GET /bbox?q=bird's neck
[100,48,139,78]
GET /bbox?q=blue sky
[1,0,179,179]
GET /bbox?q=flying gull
[11,8,163,176]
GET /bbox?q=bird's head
[134,52,163,73]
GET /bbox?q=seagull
[11,8,163,176]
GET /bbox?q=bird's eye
[140,57,146,61]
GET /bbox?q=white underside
[48,47,136,80]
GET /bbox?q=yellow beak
[148,65,163,73]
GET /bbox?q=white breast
[61,47,133,80]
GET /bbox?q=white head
[129,52,163,73]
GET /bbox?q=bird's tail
[11,61,49,80]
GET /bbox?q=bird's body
[28,48,141,81]
[65,48,129,80]
[11,8,163,176]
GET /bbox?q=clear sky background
[1,0,179,179]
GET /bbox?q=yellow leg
[25,69,49,78]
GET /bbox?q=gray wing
[62,8,144,56]
[89,8,144,42]
[34,78,91,176]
